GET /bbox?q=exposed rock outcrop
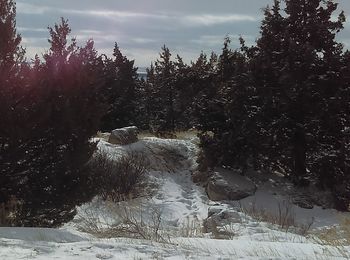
[206,168,257,201]
[108,126,139,145]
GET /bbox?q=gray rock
[192,170,209,184]
[206,168,257,201]
[203,208,241,238]
[108,126,139,145]
[292,195,314,209]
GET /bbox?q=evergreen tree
[5,18,105,226]
[148,45,176,132]
[0,0,27,205]
[172,54,193,128]
[100,43,139,131]
[250,0,349,208]
[196,38,258,172]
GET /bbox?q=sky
[16,0,350,67]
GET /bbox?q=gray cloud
[16,0,350,67]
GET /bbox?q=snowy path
[97,137,211,226]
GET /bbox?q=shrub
[88,151,147,202]
[77,201,168,242]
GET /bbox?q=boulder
[203,207,241,238]
[206,168,256,201]
[192,170,209,185]
[97,132,111,140]
[291,193,314,209]
[108,126,139,145]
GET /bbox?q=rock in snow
[108,126,139,145]
[206,167,257,201]
[204,206,241,237]
[192,170,209,184]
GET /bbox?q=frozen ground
[1,135,350,259]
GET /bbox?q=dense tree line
[140,0,350,210]
[0,0,349,227]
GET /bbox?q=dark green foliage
[0,0,26,205]
[145,45,177,132]
[252,0,348,190]
[195,0,350,210]
[19,19,105,226]
[144,47,220,133]
[0,14,105,226]
[195,38,260,173]
[100,43,139,131]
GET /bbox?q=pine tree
[16,18,105,226]
[148,45,176,132]
[0,0,26,205]
[100,43,139,131]
[196,37,259,172]
[252,0,348,206]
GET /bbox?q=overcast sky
[16,0,350,67]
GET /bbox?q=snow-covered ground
[1,135,350,259]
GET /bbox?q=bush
[77,201,169,242]
[88,151,147,202]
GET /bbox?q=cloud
[190,35,226,48]
[131,38,157,44]
[16,3,51,15]
[65,9,170,22]
[184,14,258,27]
[15,0,350,67]
[190,34,256,48]
[17,27,47,33]
[21,37,47,45]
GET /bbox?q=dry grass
[77,201,170,243]
[138,129,199,140]
[96,131,111,141]
[179,216,204,238]
[0,196,22,226]
[311,216,350,247]
[77,201,208,242]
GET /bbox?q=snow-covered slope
[1,135,349,259]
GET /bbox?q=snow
[1,232,350,259]
[0,227,86,243]
[1,134,350,259]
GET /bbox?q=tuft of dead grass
[0,196,22,226]
[179,216,204,238]
[311,216,350,247]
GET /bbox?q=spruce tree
[100,43,139,131]
[148,45,176,132]
[0,0,26,205]
[17,18,104,226]
[253,0,349,207]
